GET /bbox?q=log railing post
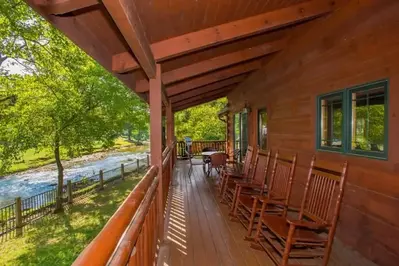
[67,180,73,204]
[99,170,104,190]
[150,64,164,241]
[147,154,150,168]
[137,159,140,173]
[15,197,23,237]
[121,164,125,180]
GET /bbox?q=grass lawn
[6,137,148,174]
[0,174,142,266]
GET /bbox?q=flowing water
[0,150,148,207]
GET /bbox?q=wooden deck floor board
[157,161,275,266]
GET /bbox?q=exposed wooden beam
[37,0,99,15]
[165,60,261,96]
[170,75,245,103]
[173,92,229,112]
[103,0,156,78]
[112,0,333,73]
[163,40,284,85]
[173,85,236,105]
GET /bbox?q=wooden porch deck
[157,161,274,266]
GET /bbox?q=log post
[67,180,73,204]
[121,164,125,180]
[15,197,23,237]
[150,64,164,240]
[136,159,140,173]
[99,170,104,190]
[147,154,150,168]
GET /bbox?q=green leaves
[175,98,227,141]
[0,1,149,174]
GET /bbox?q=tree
[174,98,227,141]
[0,1,149,211]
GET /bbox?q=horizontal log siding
[228,1,399,265]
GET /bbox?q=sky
[1,58,29,75]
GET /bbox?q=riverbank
[0,174,141,266]
[3,138,148,176]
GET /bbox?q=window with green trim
[317,80,388,159]
[258,109,268,150]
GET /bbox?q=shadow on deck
[157,161,274,266]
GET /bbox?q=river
[0,150,148,207]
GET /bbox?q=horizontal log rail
[73,142,177,266]
[176,140,227,157]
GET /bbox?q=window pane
[258,110,268,150]
[351,86,385,153]
[320,94,343,148]
[234,113,241,151]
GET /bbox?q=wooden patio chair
[218,146,254,196]
[252,156,348,266]
[207,152,228,177]
[220,146,258,205]
[232,151,297,240]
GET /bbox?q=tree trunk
[54,134,64,212]
[127,127,132,141]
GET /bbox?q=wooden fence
[176,140,226,157]
[73,142,176,266]
[0,157,149,241]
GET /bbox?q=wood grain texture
[166,60,262,96]
[157,161,274,266]
[150,0,333,61]
[227,1,399,265]
[135,0,308,43]
[102,0,156,78]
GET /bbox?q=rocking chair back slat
[251,149,271,187]
[267,151,297,208]
[242,146,254,177]
[300,156,348,225]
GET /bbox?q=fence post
[136,159,140,173]
[67,180,73,204]
[15,197,23,237]
[99,170,104,190]
[121,163,125,180]
[147,154,150,167]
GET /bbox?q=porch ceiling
[26,0,336,111]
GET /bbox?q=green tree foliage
[174,98,227,141]
[0,1,149,210]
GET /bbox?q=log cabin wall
[228,1,399,265]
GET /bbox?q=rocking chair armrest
[286,219,326,230]
[252,196,286,205]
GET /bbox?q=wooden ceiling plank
[162,39,284,85]
[172,85,236,105]
[39,0,99,15]
[150,0,333,61]
[173,92,229,112]
[165,60,261,96]
[103,0,156,78]
[170,75,245,103]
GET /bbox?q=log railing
[176,140,226,157]
[73,142,177,266]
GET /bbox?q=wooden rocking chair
[218,146,254,197]
[226,149,271,211]
[253,156,348,266]
[232,151,297,239]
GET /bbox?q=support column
[149,64,164,240]
[166,101,174,178]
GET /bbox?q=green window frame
[316,79,389,160]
